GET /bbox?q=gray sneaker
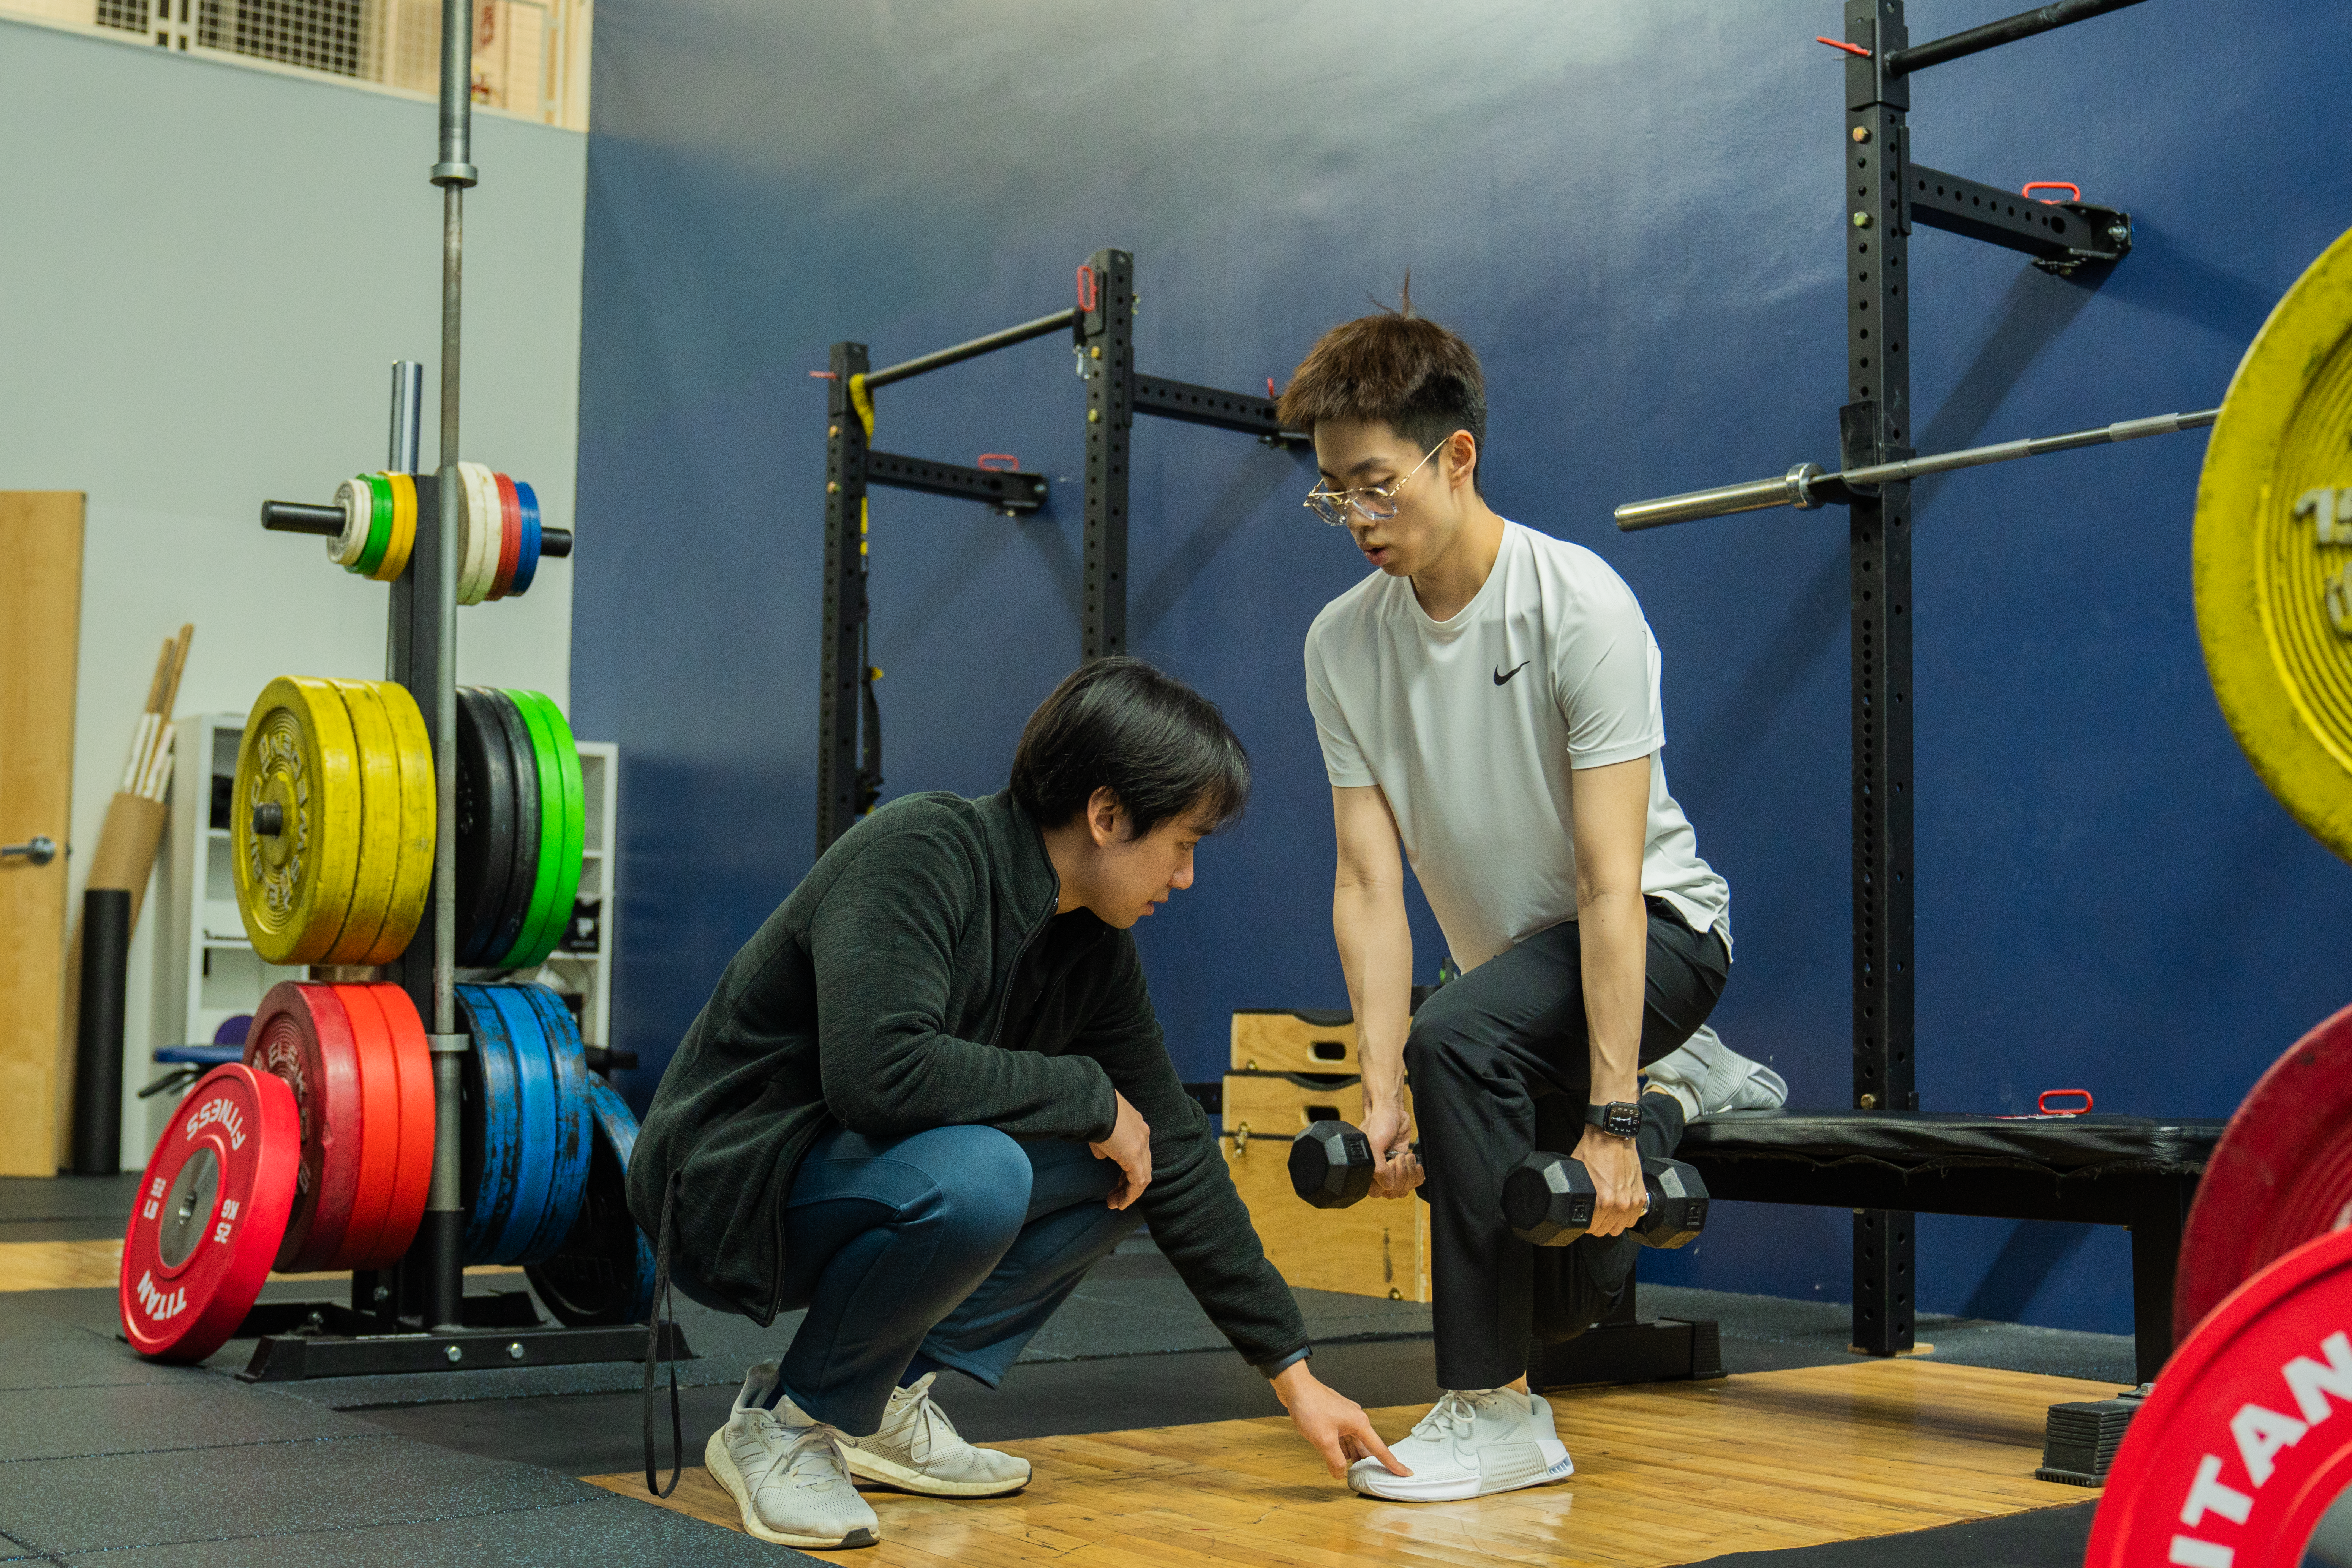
[830,1372,1031,1497]
[705,1362,879,1550]
[1644,1025,1788,1118]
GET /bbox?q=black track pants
[1405,902,1729,1390]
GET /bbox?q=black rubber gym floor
[0,1175,2123,1565]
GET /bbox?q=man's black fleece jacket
[625,788,1310,1374]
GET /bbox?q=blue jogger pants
[752,1125,1137,1434]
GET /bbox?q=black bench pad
[1681,1110,2226,1178]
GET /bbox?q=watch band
[1585,1100,1642,1140]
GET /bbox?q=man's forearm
[1578,888,1648,1103]
[1333,883,1413,1105]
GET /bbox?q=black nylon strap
[643,1169,683,1497]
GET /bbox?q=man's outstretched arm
[1331,784,1421,1197]
[1568,752,1654,1236]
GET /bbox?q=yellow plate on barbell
[2195,224,2352,864]
[371,680,436,964]
[373,473,417,583]
[233,676,363,966]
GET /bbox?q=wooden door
[0,494,84,1177]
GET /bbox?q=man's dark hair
[1276,275,1487,493]
[1010,656,1250,837]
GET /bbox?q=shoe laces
[746,1410,852,1493]
[888,1372,967,1466]
[1407,1389,1486,1443]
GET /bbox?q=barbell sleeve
[260,500,348,536]
[1613,464,1830,532]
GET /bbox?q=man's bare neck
[1410,503,1508,623]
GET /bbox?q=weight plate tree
[2088,1227,2352,1568]
[232,677,435,967]
[526,1073,658,1327]
[119,1064,301,1363]
[2195,224,2352,864]
[2174,1001,2352,1340]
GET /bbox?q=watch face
[1590,1102,1641,1138]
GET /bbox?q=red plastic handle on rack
[2022,182,2082,204]
[2037,1088,2093,1116]
[976,453,1019,472]
[1076,266,1097,314]
[1814,35,1871,57]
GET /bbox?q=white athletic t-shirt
[1303,520,1731,971]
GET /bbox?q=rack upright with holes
[818,247,1308,852]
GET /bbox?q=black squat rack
[1612,0,2230,1368]
[817,247,1308,853]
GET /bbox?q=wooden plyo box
[1223,1129,1429,1302]
[1230,1008,1358,1074]
[1221,1069,1363,1142]
[1219,1064,1427,1303]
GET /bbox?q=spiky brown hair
[1276,276,1487,491]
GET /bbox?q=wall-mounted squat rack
[818,247,1310,854]
[1612,0,2214,1363]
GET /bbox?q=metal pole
[421,0,477,1335]
[1846,0,1917,1360]
[1887,0,2153,76]
[390,361,424,475]
[1612,408,2216,531]
[1079,249,1133,661]
[863,308,1081,390]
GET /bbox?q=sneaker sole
[844,1445,1031,1498]
[704,1427,880,1549]
[1347,1445,1574,1503]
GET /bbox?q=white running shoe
[829,1372,1031,1497]
[1644,1025,1788,1119]
[1346,1387,1574,1502]
[705,1362,880,1550]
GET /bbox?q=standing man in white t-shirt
[1275,293,1785,1503]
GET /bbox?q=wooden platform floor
[585,1358,2109,1567]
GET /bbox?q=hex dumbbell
[1501,1151,1710,1249]
[1288,1120,1398,1209]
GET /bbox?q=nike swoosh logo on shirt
[1493,661,1531,686]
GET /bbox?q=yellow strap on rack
[849,373,874,439]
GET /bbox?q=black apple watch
[1584,1100,1642,1140]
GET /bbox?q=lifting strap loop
[642,1169,684,1498]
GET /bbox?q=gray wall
[0,17,585,1163]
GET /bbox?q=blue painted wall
[573,0,2352,1333]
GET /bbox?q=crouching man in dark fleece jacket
[628,657,1402,1551]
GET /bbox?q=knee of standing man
[1402,982,1483,1097]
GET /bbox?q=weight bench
[1679,1111,2228,1383]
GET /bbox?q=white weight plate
[326,477,368,568]
[457,462,498,605]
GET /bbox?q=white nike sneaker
[705,1362,880,1550]
[1644,1025,1788,1118]
[828,1372,1031,1497]
[1346,1387,1574,1502]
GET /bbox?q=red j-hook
[2022,182,2083,204]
